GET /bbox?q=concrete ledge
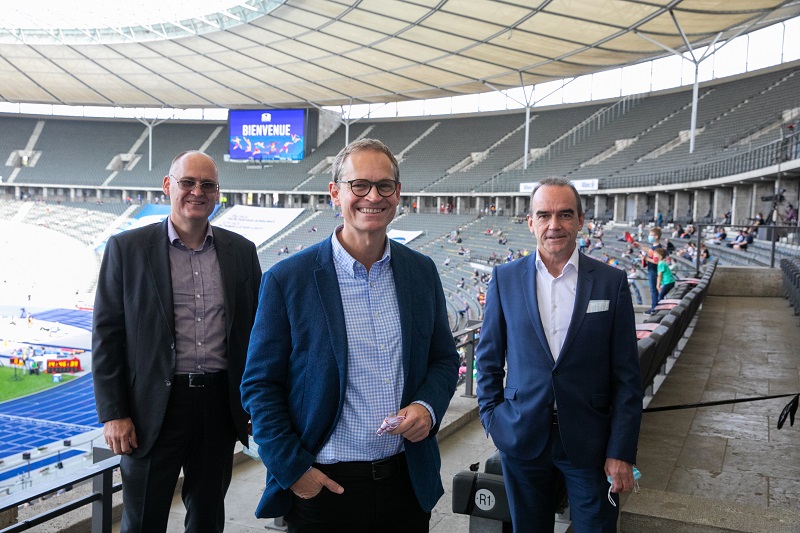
[708,266,783,297]
[621,488,800,533]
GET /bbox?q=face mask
[647,236,655,243]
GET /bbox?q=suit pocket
[503,387,517,400]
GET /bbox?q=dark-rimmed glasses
[170,175,219,193]
[339,179,398,197]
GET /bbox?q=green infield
[0,366,77,403]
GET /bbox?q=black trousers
[285,454,430,533]
[119,377,237,533]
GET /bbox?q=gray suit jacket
[92,217,261,457]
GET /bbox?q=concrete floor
[113,295,800,532]
[634,295,800,510]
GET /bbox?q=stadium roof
[1,0,799,109]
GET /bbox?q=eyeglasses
[339,179,399,197]
[170,175,219,193]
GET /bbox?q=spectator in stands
[618,231,634,244]
[498,235,508,245]
[726,229,747,249]
[627,266,643,305]
[578,233,590,254]
[643,227,663,315]
[240,138,458,532]
[748,212,764,234]
[672,224,683,239]
[457,277,465,289]
[92,151,261,533]
[656,211,663,227]
[710,226,727,244]
[655,247,675,302]
[786,204,797,224]
[679,242,696,261]
[663,237,676,254]
[698,244,711,264]
[735,229,754,251]
[587,236,604,255]
[475,177,641,533]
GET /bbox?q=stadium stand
[2,64,798,212]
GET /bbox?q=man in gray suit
[92,151,261,532]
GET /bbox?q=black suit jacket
[92,218,261,457]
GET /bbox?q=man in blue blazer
[476,177,642,532]
[241,139,459,532]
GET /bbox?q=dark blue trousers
[499,427,618,533]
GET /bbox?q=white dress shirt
[535,246,579,362]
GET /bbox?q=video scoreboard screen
[228,109,306,161]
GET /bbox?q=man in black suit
[92,150,261,532]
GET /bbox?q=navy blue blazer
[475,252,642,467]
[241,236,459,518]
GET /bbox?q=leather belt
[315,453,406,481]
[173,372,225,388]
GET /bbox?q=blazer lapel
[389,241,412,380]
[314,240,349,406]
[212,227,237,339]
[145,219,175,337]
[522,253,554,362]
[558,253,594,362]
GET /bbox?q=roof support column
[636,9,764,154]
[135,115,169,172]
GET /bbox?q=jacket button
[165,380,171,387]
[552,370,559,376]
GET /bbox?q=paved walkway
[116,295,800,532]
[634,295,800,510]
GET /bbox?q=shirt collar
[535,245,580,278]
[167,217,213,249]
[331,224,392,277]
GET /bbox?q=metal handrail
[0,455,121,533]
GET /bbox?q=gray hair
[529,177,583,217]
[331,138,399,183]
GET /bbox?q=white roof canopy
[1,0,798,109]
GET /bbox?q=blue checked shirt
[317,227,433,463]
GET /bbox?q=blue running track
[0,374,101,460]
[1,307,100,466]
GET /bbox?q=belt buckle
[188,373,205,388]
[371,456,394,480]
